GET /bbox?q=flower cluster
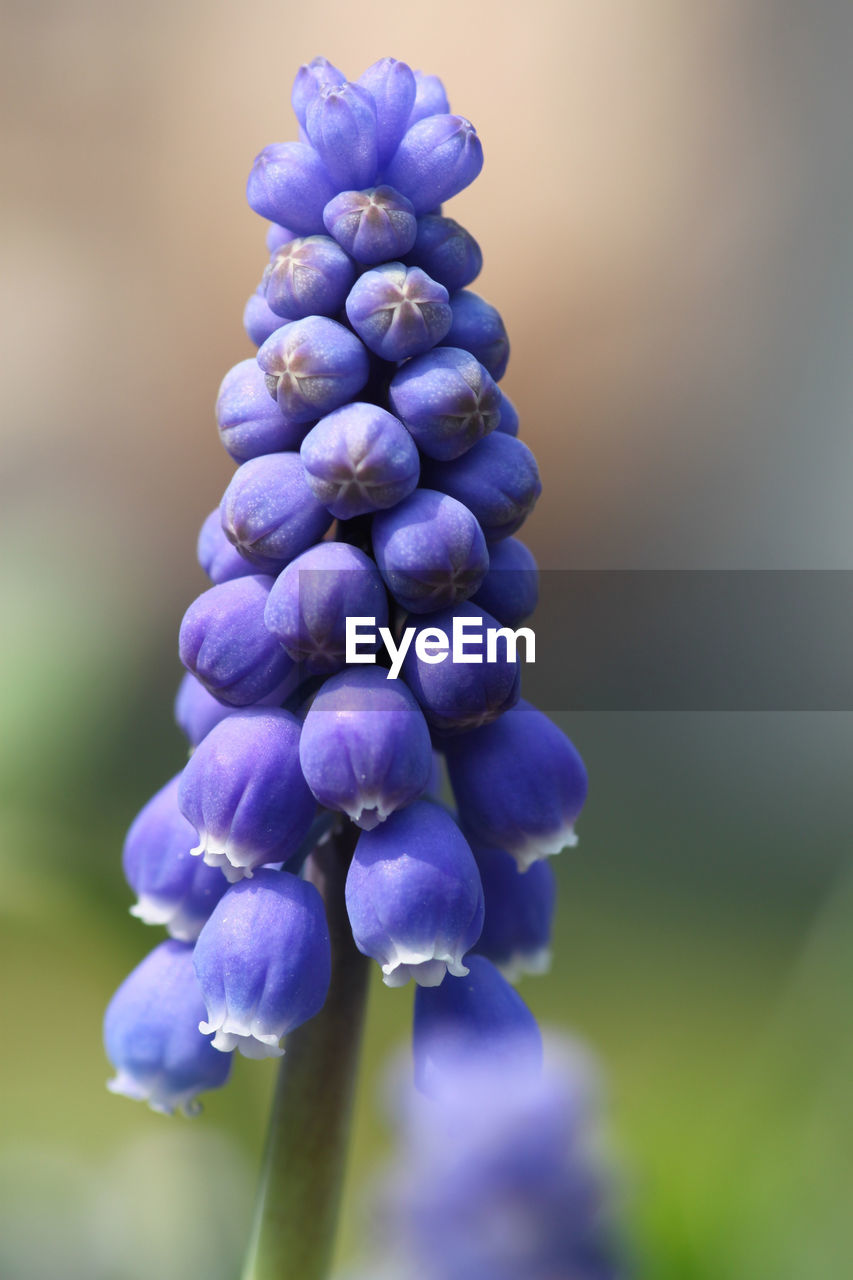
[104,55,587,1116]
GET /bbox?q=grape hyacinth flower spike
[104,53,595,1280]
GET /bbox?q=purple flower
[372,488,489,613]
[345,800,483,987]
[196,508,254,585]
[173,671,295,748]
[345,262,452,362]
[470,536,539,628]
[444,700,588,870]
[262,235,356,321]
[357,58,417,168]
[243,284,288,347]
[104,940,231,1115]
[441,289,510,380]
[472,844,556,980]
[291,57,346,129]
[122,775,229,941]
[420,432,542,542]
[388,346,500,461]
[256,315,370,423]
[246,142,337,236]
[219,452,333,574]
[178,708,315,881]
[264,541,389,673]
[179,575,295,707]
[304,82,379,191]
[215,358,307,463]
[323,186,417,265]
[299,667,432,828]
[405,214,482,293]
[300,401,420,519]
[385,115,483,214]
[407,71,450,126]
[193,869,331,1057]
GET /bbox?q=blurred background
[2,0,852,1276]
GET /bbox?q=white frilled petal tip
[107,1071,202,1117]
[380,945,470,989]
[511,822,578,873]
[496,946,553,984]
[199,1017,284,1060]
[190,835,258,883]
[129,895,205,943]
[346,795,395,831]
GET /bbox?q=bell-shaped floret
[104,940,231,1115]
[345,262,451,362]
[372,489,489,613]
[420,433,541,543]
[122,775,229,941]
[412,954,542,1096]
[264,541,389,673]
[345,799,483,987]
[178,707,315,882]
[257,315,370,424]
[472,844,556,980]
[357,58,417,168]
[441,289,510,380]
[384,115,483,215]
[400,601,520,733]
[197,508,254,585]
[405,215,482,293]
[389,346,500,461]
[246,142,337,236]
[470,536,539,628]
[179,576,295,707]
[193,869,331,1058]
[266,222,297,254]
[407,71,450,127]
[243,285,287,347]
[263,235,356,321]
[173,671,293,748]
[291,56,346,128]
[495,388,519,435]
[219,452,333,574]
[216,358,306,463]
[305,82,379,191]
[323,186,417,266]
[445,700,587,871]
[299,667,432,828]
[300,402,420,519]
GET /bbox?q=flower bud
[472,844,556,980]
[197,508,253,585]
[358,57,417,167]
[264,541,389,673]
[300,401,420,519]
[495,388,519,435]
[174,671,295,749]
[405,214,482,293]
[305,82,379,191]
[216,358,306,463]
[445,700,588,870]
[243,285,287,347]
[299,667,432,828]
[470,536,539,628]
[407,71,450,127]
[413,955,542,1096]
[193,869,331,1057]
[345,800,483,987]
[388,346,500,461]
[178,708,315,881]
[372,488,489,613]
[322,186,417,266]
[385,114,483,215]
[104,940,231,1114]
[257,315,370,424]
[219,452,333,574]
[266,222,297,254]
[262,235,356,320]
[441,289,510,380]
[345,262,451,362]
[400,601,520,733]
[179,575,295,707]
[246,142,337,236]
[122,775,229,941]
[291,56,346,128]
[420,433,541,542]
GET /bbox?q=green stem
[241,827,370,1280]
